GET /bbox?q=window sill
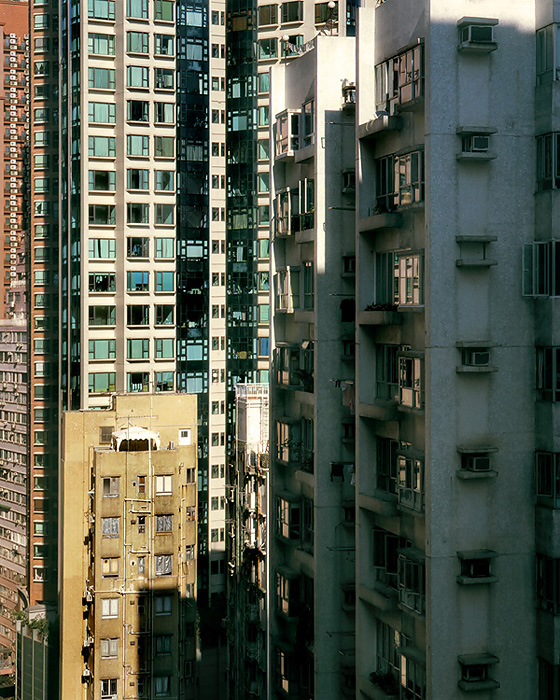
[456,365,498,374]
[456,258,497,268]
[126,120,150,126]
[457,41,498,54]
[456,469,498,480]
[458,679,500,692]
[456,151,497,162]
[358,115,403,140]
[357,310,401,326]
[456,575,498,585]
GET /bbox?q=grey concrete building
[355,0,539,698]
[269,35,357,700]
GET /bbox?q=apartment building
[354,0,537,698]
[59,393,198,699]
[227,382,269,700]
[0,319,27,683]
[269,36,356,700]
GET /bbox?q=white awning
[112,426,160,452]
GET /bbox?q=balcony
[358,400,399,422]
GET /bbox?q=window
[155,170,174,191]
[89,170,116,191]
[89,339,116,359]
[127,202,149,224]
[399,353,423,409]
[377,436,398,495]
[89,136,116,158]
[88,102,116,123]
[154,0,173,20]
[155,555,172,575]
[397,451,424,512]
[89,372,116,393]
[88,33,115,55]
[127,0,148,18]
[537,347,560,401]
[127,30,149,52]
[101,598,119,618]
[102,477,119,497]
[127,338,149,360]
[127,168,149,191]
[89,206,116,227]
[375,44,424,114]
[102,517,120,538]
[373,527,408,590]
[102,557,119,577]
[89,273,116,293]
[155,338,174,359]
[398,549,425,615]
[155,238,174,258]
[282,1,303,22]
[155,271,174,292]
[156,514,173,532]
[258,3,277,25]
[126,271,149,293]
[127,100,149,122]
[127,372,149,392]
[155,136,174,158]
[155,204,174,225]
[89,306,116,326]
[398,254,423,306]
[458,654,499,692]
[155,33,174,55]
[127,305,149,325]
[537,553,560,613]
[155,595,172,615]
[155,635,172,655]
[258,37,278,60]
[155,102,174,124]
[315,0,337,22]
[101,639,118,659]
[101,679,118,699]
[156,475,172,494]
[88,67,116,89]
[127,237,149,257]
[155,68,174,90]
[155,676,171,696]
[88,0,115,20]
[127,65,149,88]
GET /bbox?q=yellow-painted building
[59,393,197,700]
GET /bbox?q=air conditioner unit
[84,590,93,602]
[83,636,94,648]
[465,455,491,472]
[82,667,91,678]
[461,24,494,44]
[471,135,490,152]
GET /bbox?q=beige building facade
[59,393,197,700]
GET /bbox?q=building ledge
[357,677,399,700]
[359,212,402,233]
[357,490,397,517]
[457,41,498,54]
[458,679,500,692]
[358,400,399,421]
[293,310,314,324]
[358,310,401,326]
[357,583,397,612]
[456,258,497,268]
[358,114,403,140]
[294,143,314,163]
[456,365,498,374]
[295,227,316,244]
[457,575,498,585]
[456,469,498,480]
[456,151,497,161]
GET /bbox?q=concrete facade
[227,382,269,700]
[355,1,538,698]
[269,35,357,700]
[59,393,197,699]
